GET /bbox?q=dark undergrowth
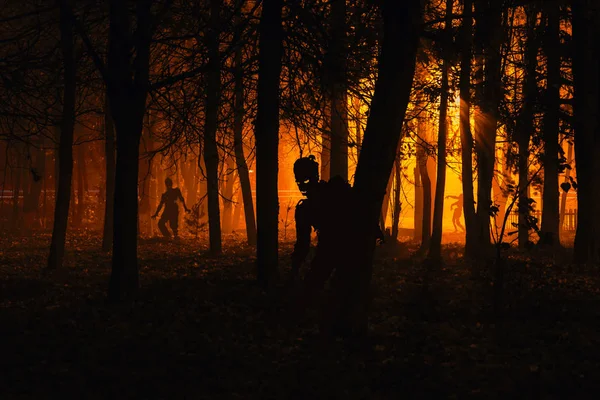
[1,231,599,399]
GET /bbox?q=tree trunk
[48,0,76,270]
[321,101,331,181]
[102,96,116,252]
[572,0,600,264]
[328,0,348,181]
[414,165,423,240]
[380,170,394,231]
[459,0,477,257]
[222,158,236,234]
[24,142,46,227]
[233,42,257,246]
[106,0,153,300]
[391,158,401,241]
[352,0,422,332]
[11,155,22,230]
[518,5,538,250]
[429,0,453,260]
[559,142,573,234]
[75,143,85,226]
[418,142,432,249]
[540,3,561,247]
[255,0,283,288]
[474,0,503,255]
[204,0,223,254]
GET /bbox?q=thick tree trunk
[459,0,477,257]
[106,0,153,300]
[255,0,283,288]
[429,0,453,260]
[572,0,600,264]
[109,129,141,300]
[204,0,223,254]
[48,0,76,270]
[540,4,561,247]
[352,0,422,331]
[233,44,257,246]
[102,96,116,252]
[328,0,348,181]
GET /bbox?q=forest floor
[1,230,599,399]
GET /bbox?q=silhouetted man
[446,193,465,232]
[152,177,190,239]
[291,155,380,337]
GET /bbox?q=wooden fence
[506,209,578,232]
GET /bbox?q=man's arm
[291,201,312,277]
[177,188,190,212]
[152,195,165,218]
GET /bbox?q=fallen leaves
[0,233,600,398]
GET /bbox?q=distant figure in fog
[152,177,190,239]
[446,193,465,232]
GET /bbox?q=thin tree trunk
[222,158,236,234]
[75,144,85,226]
[11,156,22,230]
[24,143,46,227]
[102,95,116,252]
[321,101,331,181]
[391,158,401,241]
[459,0,477,257]
[204,0,223,254]
[418,143,432,249]
[540,3,561,247]
[255,0,284,288]
[380,170,394,232]
[474,0,503,255]
[329,0,348,181]
[429,0,453,260]
[48,0,76,270]
[233,41,257,246]
[518,5,538,250]
[232,185,242,232]
[414,165,423,240]
[559,142,573,235]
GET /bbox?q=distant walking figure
[446,194,465,232]
[152,177,190,239]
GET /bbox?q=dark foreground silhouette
[1,232,600,398]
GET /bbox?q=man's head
[294,155,319,195]
[165,177,173,189]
